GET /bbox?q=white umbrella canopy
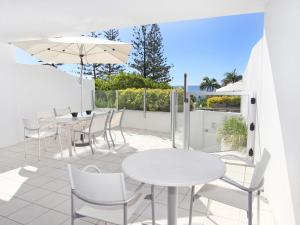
[216,80,243,92]
[14,36,132,114]
[14,36,132,64]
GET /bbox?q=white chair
[37,110,56,130]
[188,149,271,225]
[108,108,126,146]
[23,118,63,160]
[53,106,72,117]
[72,112,111,154]
[67,164,146,225]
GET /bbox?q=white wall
[0,43,94,147]
[122,110,171,133]
[264,1,300,224]
[243,36,296,225]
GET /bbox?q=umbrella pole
[80,55,83,116]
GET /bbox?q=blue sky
[16,13,264,86]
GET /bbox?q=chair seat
[198,184,252,211]
[75,194,143,225]
[26,130,56,139]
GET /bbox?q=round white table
[122,148,225,225]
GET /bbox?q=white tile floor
[0,128,275,225]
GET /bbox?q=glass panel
[174,88,184,149]
[190,93,249,153]
[118,89,144,111]
[146,89,171,112]
[95,90,117,109]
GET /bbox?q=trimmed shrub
[207,96,240,108]
[95,88,191,112]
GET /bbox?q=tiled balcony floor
[0,129,275,225]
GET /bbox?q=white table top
[122,149,226,187]
[54,111,106,125]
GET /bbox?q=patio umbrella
[14,36,132,114]
[216,80,243,92]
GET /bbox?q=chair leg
[206,198,211,216]
[93,134,96,144]
[151,185,156,225]
[123,204,128,225]
[72,130,76,153]
[57,134,63,159]
[43,137,47,152]
[71,192,75,225]
[120,126,126,143]
[38,137,41,161]
[257,190,261,225]
[24,132,27,159]
[248,192,253,225]
[89,136,94,154]
[109,128,115,147]
[189,186,195,225]
[104,131,111,149]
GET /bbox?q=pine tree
[130,24,172,83]
[130,25,151,78]
[97,29,124,77]
[147,24,172,83]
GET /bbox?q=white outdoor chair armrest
[221,176,250,192]
[25,127,39,132]
[72,189,128,206]
[82,165,102,173]
[221,176,264,193]
[218,154,253,166]
[125,183,145,203]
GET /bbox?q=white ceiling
[0,0,266,42]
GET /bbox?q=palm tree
[200,77,221,92]
[222,69,242,86]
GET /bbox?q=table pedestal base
[168,187,177,225]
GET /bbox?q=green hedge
[95,88,189,112]
[207,96,241,108]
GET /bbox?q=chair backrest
[22,118,39,130]
[110,108,125,129]
[53,107,71,117]
[89,112,110,134]
[37,110,54,119]
[250,149,271,189]
[68,164,126,202]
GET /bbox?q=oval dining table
[122,148,226,225]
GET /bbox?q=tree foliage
[95,72,171,91]
[130,25,150,78]
[147,24,172,83]
[199,77,221,91]
[222,69,242,86]
[130,24,172,83]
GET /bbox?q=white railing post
[183,73,190,150]
[144,88,147,118]
[171,89,177,148]
[116,90,119,110]
[91,90,95,110]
